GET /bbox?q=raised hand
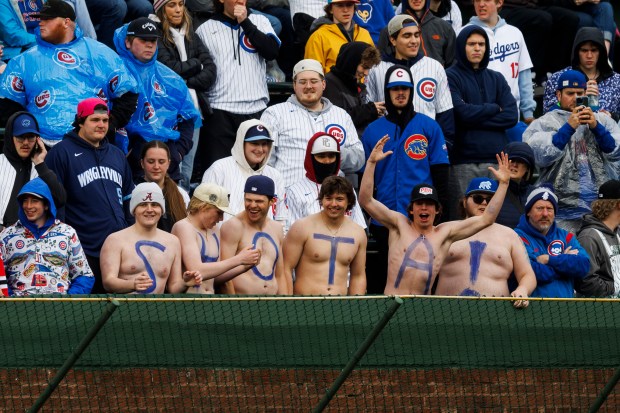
[488,151,510,184]
[368,135,393,164]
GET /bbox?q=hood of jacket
[231,118,275,174]
[286,95,335,114]
[577,213,616,238]
[3,111,40,168]
[384,64,415,127]
[304,132,341,183]
[571,27,613,80]
[35,25,83,49]
[113,23,159,68]
[17,177,57,238]
[330,41,371,92]
[402,0,431,21]
[309,16,335,33]
[468,15,508,31]
[455,25,490,72]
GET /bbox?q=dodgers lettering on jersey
[366,58,453,118]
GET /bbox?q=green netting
[1,296,619,411]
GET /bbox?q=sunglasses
[15,135,38,143]
[470,194,493,204]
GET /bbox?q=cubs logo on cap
[465,178,498,195]
[386,67,413,89]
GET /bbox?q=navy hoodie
[446,26,518,164]
[45,130,135,256]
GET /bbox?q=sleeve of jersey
[284,186,302,233]
[339,115,365,173]
[428,120,450,165]
[261,108,280,167]
[273,173,288,223]
[241,16,281,61]
[0,57,28,106]
[435,67,454,113]
[365,68,380,102]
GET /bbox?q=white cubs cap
[386,67,414,89]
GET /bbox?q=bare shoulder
[171,219,193,238]
[156,229,181,247]
[266,220,285,240]
[221,216,243,233]
[344,219,367,239]
[287,216,313,239]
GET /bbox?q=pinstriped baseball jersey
[366,58,453,118]
[202,157,287,223]
[462,22,533,109]
[285,176,367,232]
[195,14,279,114]
[261,99,365,188]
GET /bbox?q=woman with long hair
[152,0,217,190]
[140,140,189,232]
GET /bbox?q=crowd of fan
[0,0,619,302]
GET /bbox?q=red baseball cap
[77,97,109,118]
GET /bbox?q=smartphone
[576,96,589,108]
[31,143,42,156]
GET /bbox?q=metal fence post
[28,299,121,413]
[313,296,403,412]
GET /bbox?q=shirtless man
[171,183,261,294]
[435,177,536,307]
[284,176,367,295]
[219,175,289,294]
[359,135,511,295]
[101,183,202,294]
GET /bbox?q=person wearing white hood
[202,119,286,224]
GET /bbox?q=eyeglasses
[470,194,493,204]
[15,135,38,143]
[295,79,322,86]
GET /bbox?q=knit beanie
[154,0,171,13]
[525,187,558,214]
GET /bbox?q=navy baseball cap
[244,124,272,142]
[465,178,498,195]
[12,113,39,136]
[244,175,275,198]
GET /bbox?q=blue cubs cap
[12,113,39,136]
[244,175,275,198]
[556,70,587,91]
[465,178,498,195]
[244,124,272,142]
[386,66,414,89]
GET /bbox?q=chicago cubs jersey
[262,97,365,188]
[362,113,449,224]
[196,14,279,114]
[366,58,453,118]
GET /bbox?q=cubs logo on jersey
[152,76,167,96]
[239,33,257,53]
[9,74,25,93]
[417,78,437,102]
[142,101,156,122]
[15,240,25,250]
[548,240,565,256]
[53,50,80,68]
[35,89,54,112]
[325,124,347,145]
[356,3,372,23]
[404,134,428,160]
[109,74,120,94]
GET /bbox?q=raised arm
[358,135,405,231]
[446,152,511,243]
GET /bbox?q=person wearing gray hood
[202,119,286,224]
[576,179,620,297]
[261,58,364,188]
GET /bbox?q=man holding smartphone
[524,70,620,233]
[0,111,66,230]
